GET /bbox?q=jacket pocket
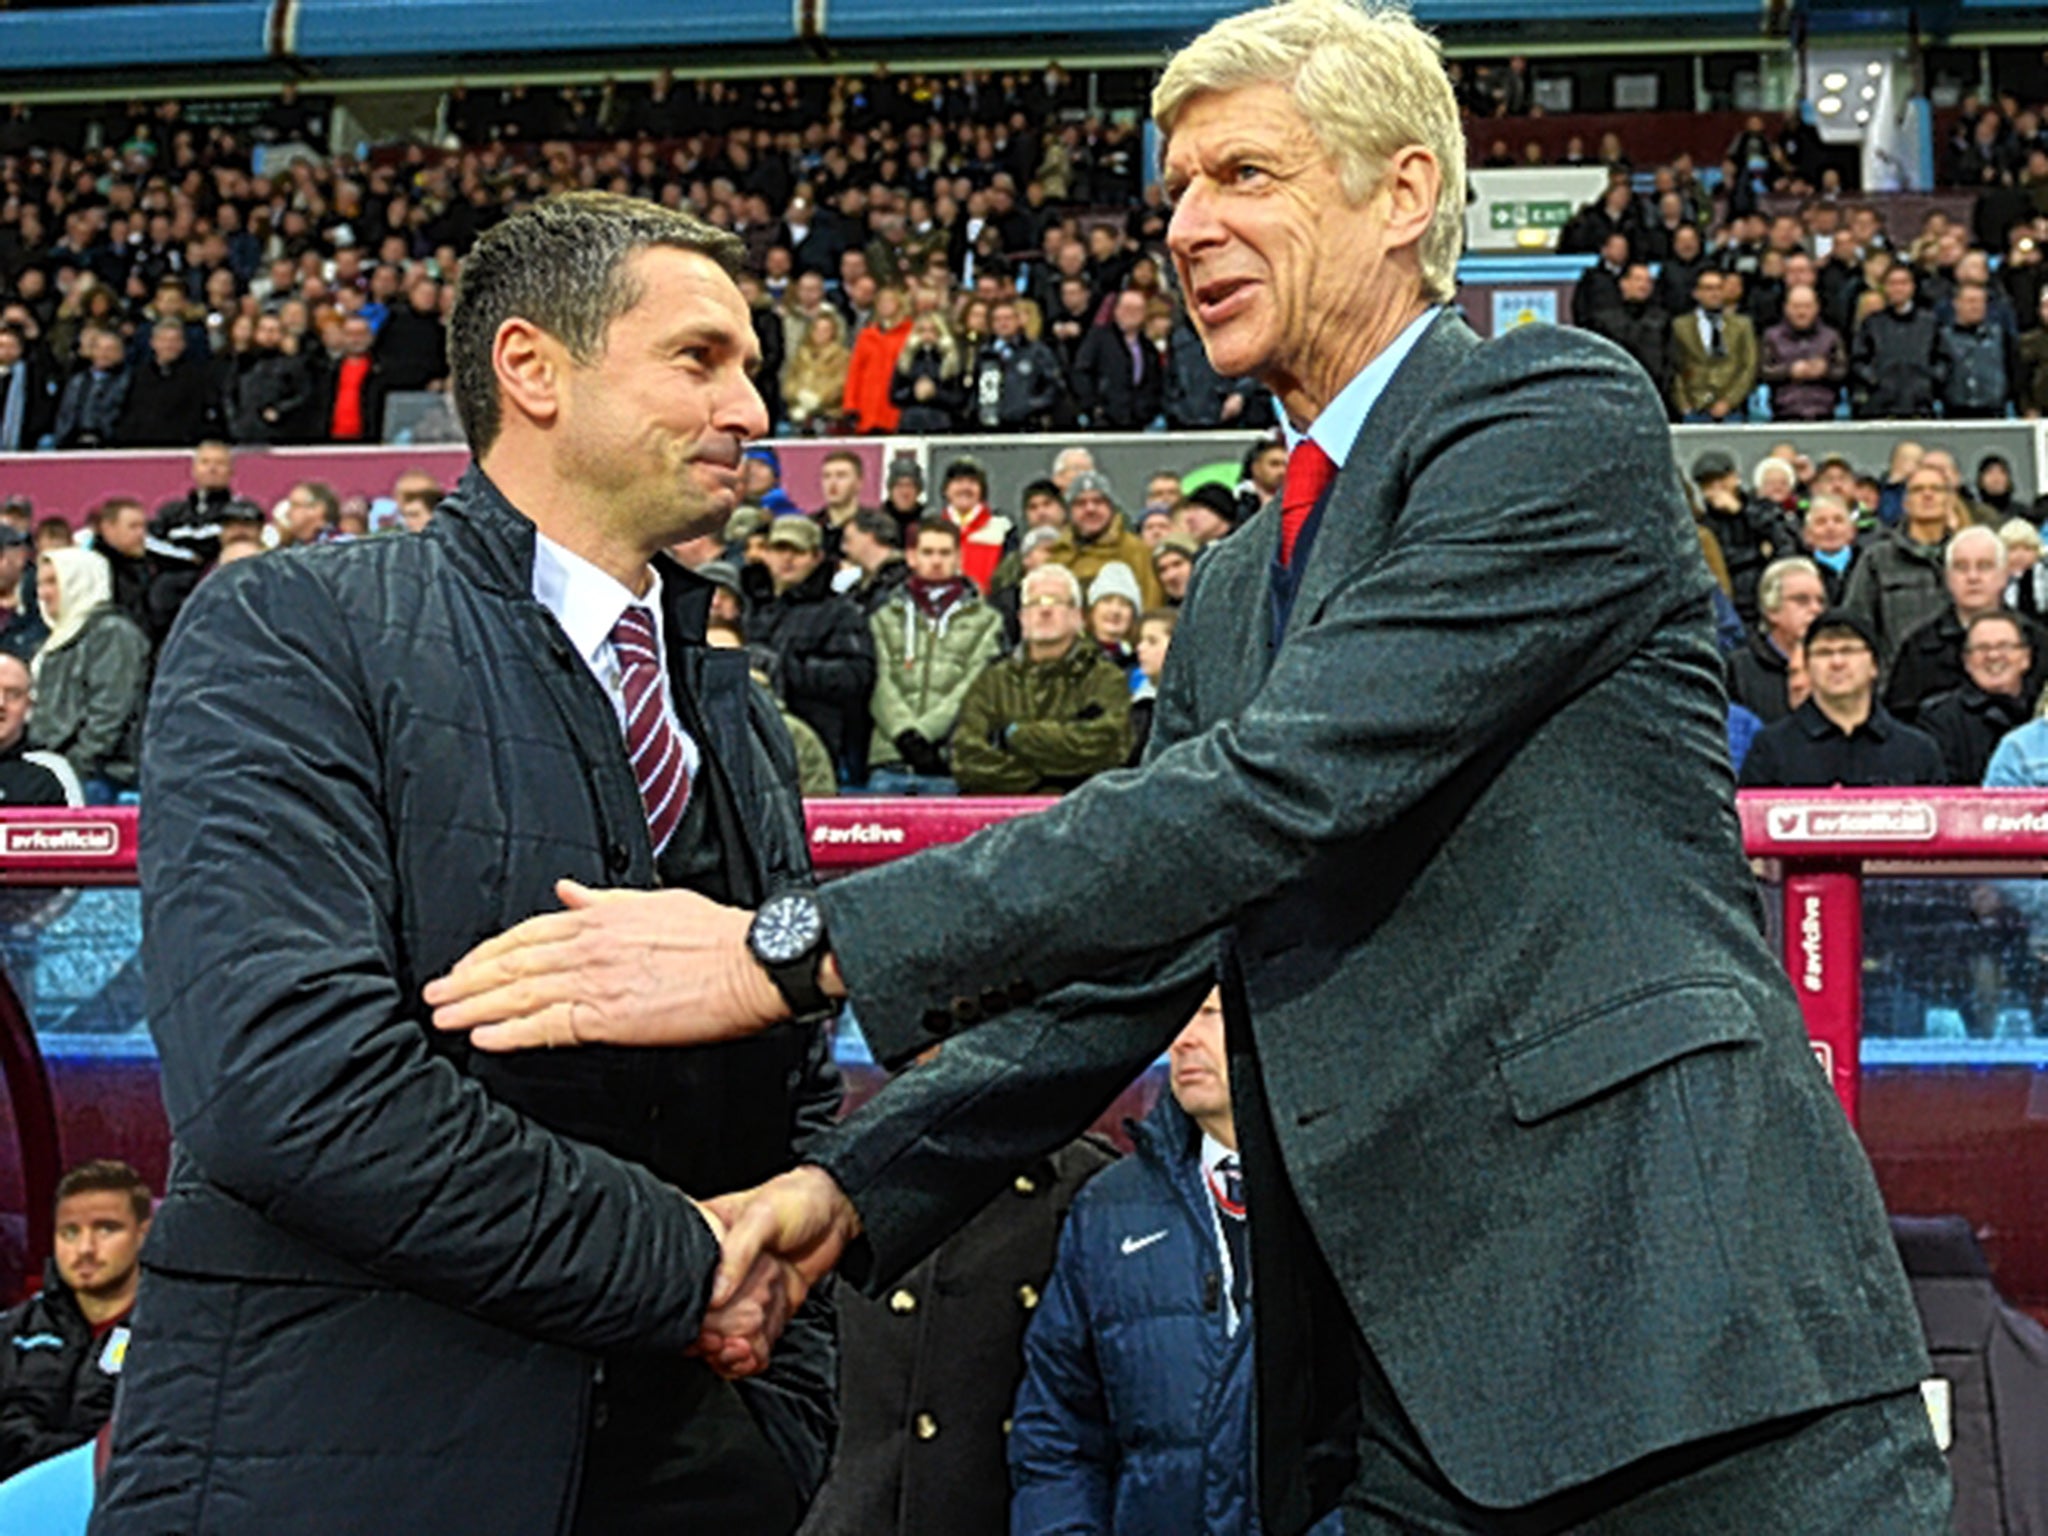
[1496,977,1761,1125]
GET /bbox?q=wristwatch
[747,890,836,1022]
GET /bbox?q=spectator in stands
[1852,263,1940,418]
[1236,439,1288,524]
[1917,612,2036,784]
[1164,308,1259,430]
[281,481,342,548]
[1010,988,1291,1536]
[813,449,870,563]
[118,318,215,448]
[969,300,1062,432]
[1885,526,2044,721]
[30,547,149,803]
[0,325,58,454]
[1049,447,1097,496]
[889,314,965,433]
[784,310,852,433]
[0,526,47,662]
[1983,691,2048,785]
[1571,234,1631,326]
[395,471,443,534]
[1727,556,1827,725]
[375,276,448,392]
[706,618,838,800]
[1653,223,1710,318]
[1049,471,1167,614]
[880,460,926,535]
[866,518,1004,795]
[93,496,152,632]
[739,444,802,521]
[50,327,130,449]
[0,652,81,806]
[1936,282,2017,419]
[0,1160,152,1483]
[1085,561,1143,675]
[1844,461,1957,664]
[843,285,911,434]
[319,315,389,445]
[1583,262,1670,404]
[2021,287,2048,417]
[1072,289,1165,430]
[225,312,310,445]
[1759,284,1846,422]
[743,515,877,784]
[841,510,909,618]
[1670,269,1757,422]
[936,457,1013,596]
[1739,609,1945,787]
[1152,534,1199,607]
[1691,451,1796,623]
[1799,493,1862,603]
[951,563,1129,795]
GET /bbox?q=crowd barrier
[0,795,2041,1314]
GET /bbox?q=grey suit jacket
[809,312,1928,1525]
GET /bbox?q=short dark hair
[1020,477,1064,507]
[850,508,900,548]
[942,457,988,495]
[295,481,341,524]
[56,1159,152,1225]
[449,191,745,454]
[913,516,961,548]
[822,448,863,475]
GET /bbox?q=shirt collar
[531,531,662,669]
[1200,1131,1237,1185]
[1281,304,1441,467]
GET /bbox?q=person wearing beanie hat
[1085,561,1144,673]
[884,456,928,538]
[1135,505,1177,546]
[1176,484,1240,546]
[1048,473,1165,613]
[742,444,801,519]
[1737,607,1944,787]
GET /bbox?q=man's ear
[493,317,564,430]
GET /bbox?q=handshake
[688,1165,864,1380]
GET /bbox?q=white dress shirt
[1201,1130,1247,1337]
[531,532,701,799]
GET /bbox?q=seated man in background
[0,1160,152,1483]
[1727,556,1828,725]
[1885,526,2047,723]
[951,564,1129,795]
[0,652,81,806]
[866,518,1004,795]
[744,514,878,785]
[1916,611,2035,785]
[1739,608,1945,788]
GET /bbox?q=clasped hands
[423,880,857,1377]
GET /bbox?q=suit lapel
[1282,310,1481,647]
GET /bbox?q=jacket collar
[1797,697,1891,741]
[433,462,711,643]
[1282,309,1481,641]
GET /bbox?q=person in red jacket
[937,457,1015,596]
[843,287,913,434]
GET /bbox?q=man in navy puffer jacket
[1010,990,1338,1536]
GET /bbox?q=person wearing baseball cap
[1737,607,1944,787]
[742,513,875,784]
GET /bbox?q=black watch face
[755,894,823,966]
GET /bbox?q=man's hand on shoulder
[425,880,792,1050]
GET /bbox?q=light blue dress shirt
[1280,304,1443,470]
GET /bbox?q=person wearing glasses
[1739,608,1945,787]
[948,563,1129,795]
[1917,612,2036,784]
[1886,526,2048,723]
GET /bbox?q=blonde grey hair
[1996,517,2042,554]
[1752,456,1798,497]
[1757,556,1822,617]
[1946,524,2008,571]
[1152,0,1466,303]
[1023,562,1084,608]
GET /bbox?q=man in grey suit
[429,3,1949,1531]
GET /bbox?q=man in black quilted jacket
[94,192,838,1536]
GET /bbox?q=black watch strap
[765,951,835,1023]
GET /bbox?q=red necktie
[610,608,692,856]
[1280,438,1339,567]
